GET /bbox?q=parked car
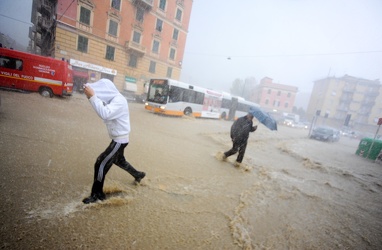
[310,126,340,142]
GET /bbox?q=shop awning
[73,70,89,78]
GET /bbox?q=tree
[230,78,243,97]
[229,77,257,100]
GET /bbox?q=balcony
[40,17,53,30]
[132,0,153,10]
[35,37,42,46]
[39,0,53,15]
[125,41,146,56]
[342,86,356,93]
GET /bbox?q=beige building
[29,0,193,95]
[307,75,381,131]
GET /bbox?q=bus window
[169,86,183,102]
[195,92,204,105]
[183,89,195,103]
[0,56,23,71]
[148,83,168,104]
[222,98,232,109]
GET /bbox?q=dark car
[310,127,340,142]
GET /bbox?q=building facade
[29,0,193,95]
[306,75,381,130]
[253,77,298,114]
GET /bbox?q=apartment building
[253,77,298,114]
[306,75,381,130]
[29,0,193,95]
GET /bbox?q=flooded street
[0,91,381,249]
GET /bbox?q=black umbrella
[249,106,278,131]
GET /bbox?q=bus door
[228,97,238,120]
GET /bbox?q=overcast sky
[0,0,32,48]
[180,0,382,107]
[1,0,381,108]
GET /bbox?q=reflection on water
[0,92,381,249]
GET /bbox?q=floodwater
[0,91,381,249]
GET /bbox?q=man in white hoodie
[82,78,146,204]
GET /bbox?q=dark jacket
[230,116,257,142]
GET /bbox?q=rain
[1,0,382,249]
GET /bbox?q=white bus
[220,92,260,120]
[145,78,260,120]
[145,78,223,118]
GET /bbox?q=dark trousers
[224,139,248,163]
[91,140,140,195]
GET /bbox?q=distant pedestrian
[82,79,145,204]
[222,110,257,167]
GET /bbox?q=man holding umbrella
[222,109,258,167]
[222,106,277,167]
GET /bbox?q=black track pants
[90,140,139,195]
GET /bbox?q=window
[133,31,141,43]
[0,56,23,70]
[77,35,88,52]
[277,91,281,96]
[105,45,115,60]
[265,99,269,105]
[172,28,179,40]
[169,86,204,104]
[156,19,163,32]
[166,67,172,78]
[267,89,271,94]
[111,0,121,10]
[285,103,289,108]
[169,48,176,60]
[221,98,232,109]
[136,8,144,22]
[129,54,138,68]
[287,92,291,98]
[108,20,118,36]
[159,0,166,10]
[152,40,160,53]
[79,6,91,25]
[149,61,156,73]
[175,8,182,21]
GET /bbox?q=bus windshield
[147,81,169,104]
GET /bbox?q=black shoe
[82,192,106,204]
[96,192,106,201]
[134,172,146,183]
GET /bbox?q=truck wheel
[39,87,53,98]
[184,107,192,116]
[221,112,227,120]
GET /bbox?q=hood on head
[86,79,119,103]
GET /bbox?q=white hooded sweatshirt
[85,79,130,143]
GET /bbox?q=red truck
[0,48,73,97]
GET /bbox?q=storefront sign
[69,59,117,75]
[125,76,137,83]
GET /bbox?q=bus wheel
[184,107,192,116]
[221,112,227,120]
[39,87,53,98]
